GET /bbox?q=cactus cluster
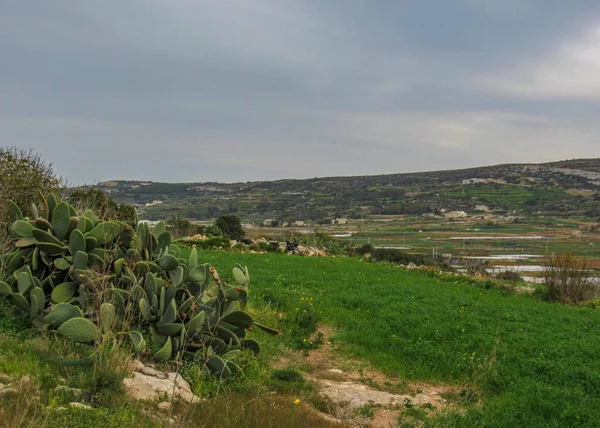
[0,194,277,378]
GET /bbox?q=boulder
[123,360,197,403]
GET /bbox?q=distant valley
[86,158,600,222]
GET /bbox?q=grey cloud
[2,1,600,184]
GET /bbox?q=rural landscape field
[2,152,600,427]
[3,1,600,427]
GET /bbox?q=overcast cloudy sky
[2,1,600,184]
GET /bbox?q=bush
[287,297,323,351]
[204,224,223,237]
[177,236,231,250]
[370,248,451,270]
[166,214,204,238]
[355,243,374,256]
[0,147,66,219]
[68,189,136,223]
[0,148,66,253]
[215,215,245,240]
[495,270,523,284]
[542,254,597,303]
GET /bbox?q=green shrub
[495,270,523,283]
[166,214,204,238]
[177,236,231,250]
[0,194,278,378]
[67,189,136,223]
[370,248,451,269]
[287,297,323,351]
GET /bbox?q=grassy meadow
[192,250,600,427]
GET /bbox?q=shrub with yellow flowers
[287,296,323,351]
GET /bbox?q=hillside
[86,158,600,221]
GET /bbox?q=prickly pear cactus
[0,193,278,377]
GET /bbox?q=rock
[123,371,196,403]
[407,262,418,269]
[130,359,145,372]
[54,385,84,399]
[141,366,160,377]
[125,360,197,403]
[315,378,432,410]
[157,401,172,412]
[69,402,93,410]
[327,369,344,375]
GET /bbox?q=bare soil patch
[276,326,461,427]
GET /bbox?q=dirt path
[276,326,460,427]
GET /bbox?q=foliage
[354,243,374,256]
[177,236,232,250]
[542,253,597,303]
[215,214,245,241]
[370,247,451,270]
[0,147,66,255]
[286,297,323,351]
[494,270,523,284]
[204,223,223,237]
[195,250,600,427]
[68,189,137,223]
[0,194,278,377]
[293,232,351,256]
[0,147,66,220]
[166,214,204,238]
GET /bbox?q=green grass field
[193,250,600,427]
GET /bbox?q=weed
[355,403,375,419]
[287,298,324,351]
[542,253,597,303]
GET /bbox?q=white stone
[157,401,171,412]
[69,402,93,410]
[123,371,196,403]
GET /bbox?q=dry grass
[176,392,346,428]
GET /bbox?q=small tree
[542,253,597,303]
[0,147,66,252]
[68,188,137,222]
[216,214,245,240]
[0,147,66,218]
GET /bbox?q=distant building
[334,218,348,224]
[445,211,468,218]
[462,178,485,185]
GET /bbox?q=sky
[2,0,600,185]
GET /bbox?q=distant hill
[85,158,600,221]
